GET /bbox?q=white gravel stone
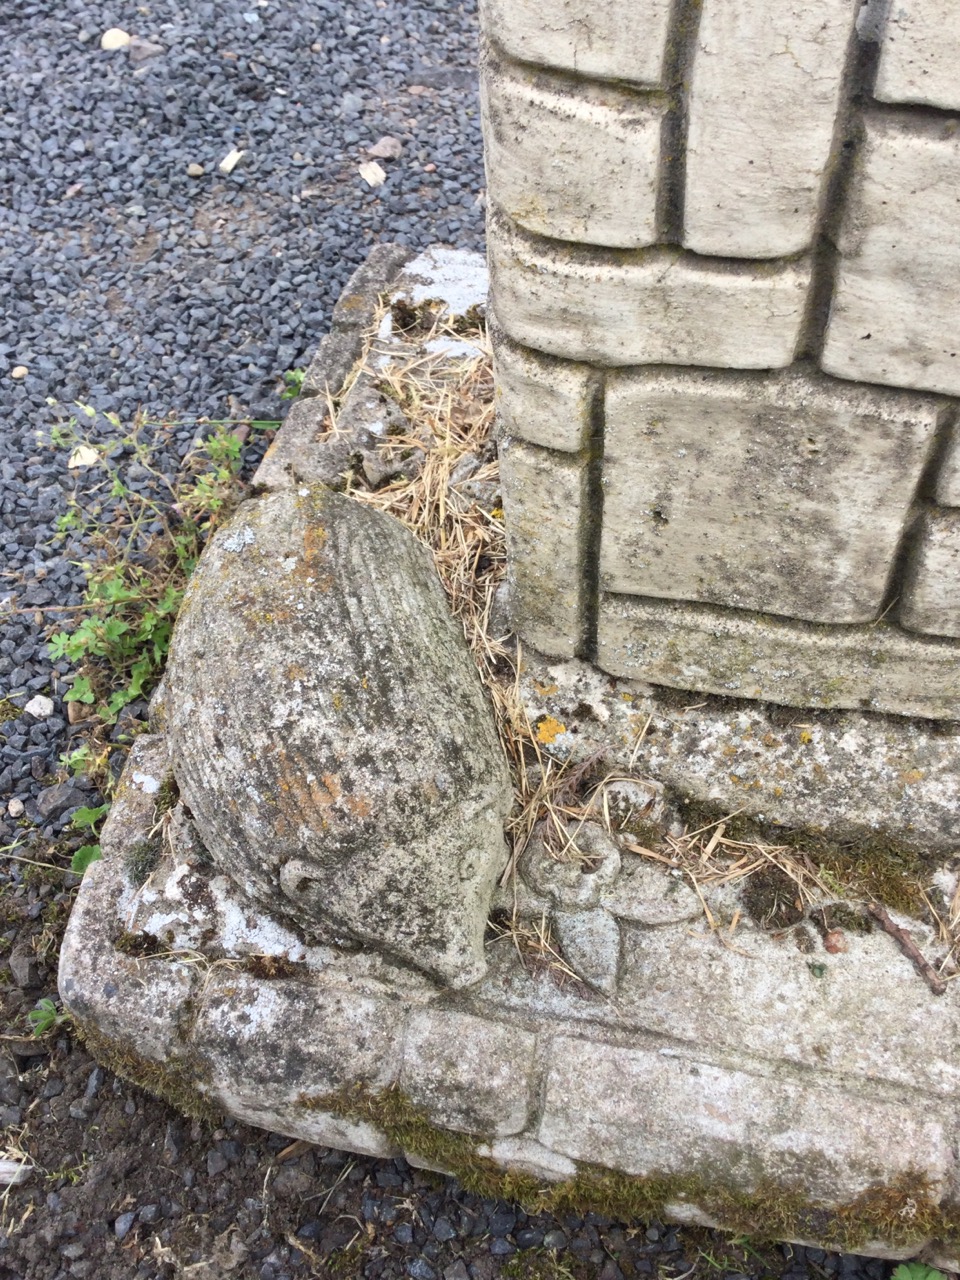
[684,0,855,257]
[24,695,54,720]
[482,56,663,248]
[489,213,810,369]
[100,27,131,50]
[901,509,960,639]
[875,0,960,110]
[822,113,960,397]
[479,0,672,86]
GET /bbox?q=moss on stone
[309,1083,960,1255]
[672,794,933,919]
[124,836,163,887]
[75,1021,221,1124]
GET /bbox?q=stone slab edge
[597,594,960,721]
[58,740,960,1268]
[254,243,413,489]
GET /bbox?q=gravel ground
[0,3,908,1278]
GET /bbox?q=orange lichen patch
[301,523,330,575]
[277,773,341,816]
[535,716,566,746]
[321,773,342,802]
[532,681,559,697]
[900,769,924,786]
[345,794,373,819]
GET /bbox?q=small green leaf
[27,997,64,1036]
[70,844,102,875]
[65,676,96,705]
[71,804,109,832]
[47,633,72,660]
[892,1266,948,1280]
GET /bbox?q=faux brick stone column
[481,0,960,719]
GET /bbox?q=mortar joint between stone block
[657,0,703,245]
[798,17,878,362]
[481,36,673,112]
[579,372,607,661]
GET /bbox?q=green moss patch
[75,1020,221,1124]
[308,1083,959,1255]
[673,795,934,920]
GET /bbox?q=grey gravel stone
[113,1211,136,1241]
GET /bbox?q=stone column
[480,0,960,719]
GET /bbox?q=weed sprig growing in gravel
[44,401,273,725]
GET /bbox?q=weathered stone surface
[519,822,621,910]
[479,0,672,87]
[499,435,588,659]
[553,908,621,994]
[684,0,854,258]
[492,323,597,453]
[596,594,960,719]
[587,776,668,832]
[59,744,201,1065]
[936,423,960,506]
[299,243,412,399]
[254,395,356,492]
[875,0,960,110]
[482,54,663,248]
[163,487,512,987]
[192,976,403,1095]
[489,213,810,369]
[901,509,960,639]
[390,245,488,321]
[400,1010,536,1136]
[537,1036,953,1199]
[601,368,941,624]
[600,857,700,926]
[59,725,960,1263]
[519,651,960,850]
[475,1136,577,1183]
[822,114,960,397]
[616,916,960,1098]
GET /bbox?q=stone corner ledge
[596,594,960,720]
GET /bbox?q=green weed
[27,996,71,1036]
[67,802,109,875]
[892,1266,948,1280]
[280,367,305,399]
[45,401,262,724]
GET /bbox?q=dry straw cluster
[332,303,959,988]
